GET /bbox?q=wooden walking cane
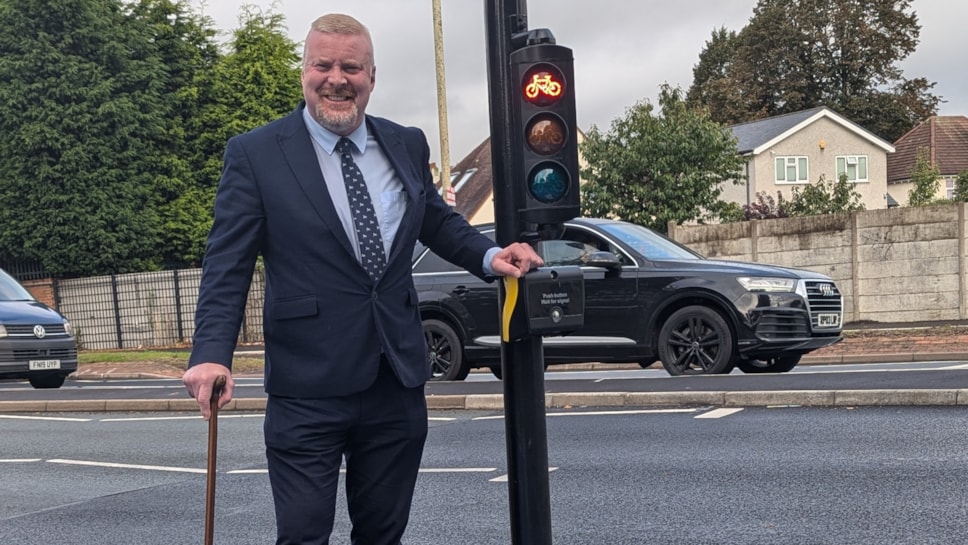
[205,375,227,545]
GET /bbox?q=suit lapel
[277,108,357,261]
[368,118,422,267]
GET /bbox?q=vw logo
[818,283,835,297]
[33,325,46,339]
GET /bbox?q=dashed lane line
[473,408,698,420]
[46,458,207,474]
[0,414,91,422]
[695,408,744,419]
[491,467,559,482]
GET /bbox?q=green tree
[0,0,170,276]
[195,6,302,187]
[953,170,968,203]
[906,148,941,207]
[174,6,302,265]
[787,174,865,216]
[127,0,220,268]
[685,27,740,117]
[687,0,940,142]
[580,85,746,232]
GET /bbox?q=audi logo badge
[33,325,46,339]
[818,283,834,297]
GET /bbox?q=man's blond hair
[304,14,374,67]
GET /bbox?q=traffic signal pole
[484,1,554,544]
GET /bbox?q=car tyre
[424,319,469,381]
[28,373,67,389]
[737,354,802,374]
[657,306,734,376]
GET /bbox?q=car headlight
[64,321,75,337]
[737,277,796,292]
[0,324,6,338]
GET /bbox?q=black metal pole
[484,2,553,544]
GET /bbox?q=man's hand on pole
[490,242,544,278]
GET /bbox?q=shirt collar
[301,105,368,155]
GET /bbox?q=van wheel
[658,306,734,376]
[28,373,67,389]
[424,319,469,381]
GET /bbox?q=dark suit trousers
[264,359,429,545]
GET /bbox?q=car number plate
[817,313,841,327]
[29,359,61,370]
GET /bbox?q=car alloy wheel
[658,305,734,376]
[423,319,469,381]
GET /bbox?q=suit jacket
[188,104,495,397]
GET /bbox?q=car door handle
[452,286,469,296]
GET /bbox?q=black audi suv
[413,218,843,381]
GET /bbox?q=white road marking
[941,363,968,370]
[100,414,265,422]
[0,415,91,422]
[695,408,744,419]
[101,415,203,422]
[47,458,206,474]
[473,408,697,421]
[491,467,559,482]
[226,467,499,475]
[0,459,42,463]
[548,409,697,417]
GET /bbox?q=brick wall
[21,278,57,309]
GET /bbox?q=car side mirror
[582,251,621,271]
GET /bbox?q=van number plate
[29,359,61,370]
[817,314,841,327]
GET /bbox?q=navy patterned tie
[336,137,386,281]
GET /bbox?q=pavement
[7,324,968,413]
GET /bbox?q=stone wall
[669,203,967,325]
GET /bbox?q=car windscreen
[0,269,36,301]
[595,222,703,261]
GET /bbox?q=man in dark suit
[182,12,542,545]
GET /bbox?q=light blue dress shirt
[302,107,500,275]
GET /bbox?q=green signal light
[528,162,570,203]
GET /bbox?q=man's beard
[314,101,359,134]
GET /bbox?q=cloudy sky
[190,0,967,164]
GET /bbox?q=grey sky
[192,0,967,164]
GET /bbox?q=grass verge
[78,350,265,375]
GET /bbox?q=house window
[947,178,955,199]
[836,155,868,182]
[775,156,808,183]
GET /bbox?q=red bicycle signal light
[522,64,565,107]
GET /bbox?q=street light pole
[432,0,455,207]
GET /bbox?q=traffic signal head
[509,42,580,228]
